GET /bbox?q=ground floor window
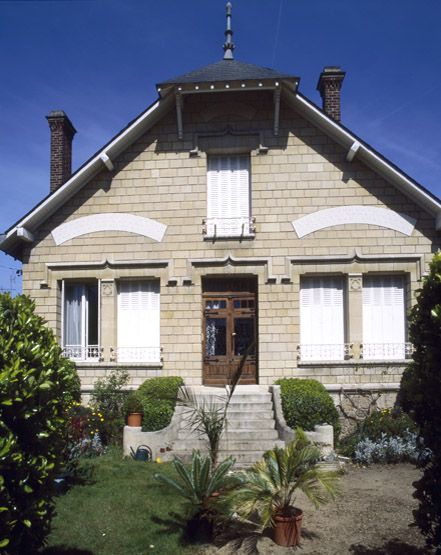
[300,275,345,361]
[362,275,406,360]
[117,280,160,363]
[63,281,99,360]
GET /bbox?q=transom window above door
[205,154,254,238]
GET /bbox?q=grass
[41,448,202,555]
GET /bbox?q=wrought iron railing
[111,347,161,363]
[62,345,101,361]
[297,343,352,362]
[361,342,414,361]
[203,217,256,238]
[298,342,414,363]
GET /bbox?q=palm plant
[221,429,340,532]
[177,340,255,467]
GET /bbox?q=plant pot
[273,508,303,547]
[127,412,142,427]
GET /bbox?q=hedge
[275,378,341,442]
[137,376,184,431]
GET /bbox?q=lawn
[42,449,201,555]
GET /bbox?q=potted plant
[221,429,340,547]
[154,451,236,542]
[125,391,143,427]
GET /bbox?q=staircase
[171,385,284,466]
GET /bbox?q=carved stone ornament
[101,282,114,296]
[349,275,362,291]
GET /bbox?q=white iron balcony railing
[298,343,352,362]
[203,217,256,238]
[361,342,414,361]
[111,347,161,363]
[62,345,101,361]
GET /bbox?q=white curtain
[64,284,83,347]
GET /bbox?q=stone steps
[171,385,284,466]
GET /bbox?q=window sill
[75,361,163,368]
[298,359,410,367]
[203,233,255,242]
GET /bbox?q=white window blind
[362,275,405,360]
[207,155,250,236]
[300,276,345,361]
[117,280,160,363]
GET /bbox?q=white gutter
[2,94,174,252]
[286,89,441,220]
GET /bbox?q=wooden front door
[202,278,257,386]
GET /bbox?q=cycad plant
[221,429,340,532]
[154,451,236,542]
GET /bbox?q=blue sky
[1,0,440,293]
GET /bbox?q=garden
[2,254,441,554]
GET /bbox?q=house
[2,4,440,410]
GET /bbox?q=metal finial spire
[223,2,234,60]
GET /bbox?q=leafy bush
[275,378,341,442]
[400,253,441,550]
[90,368,130,445]
[137,376,184,431]
[0,294,81,553]
[339,407,419,459]
[354,431,430,465]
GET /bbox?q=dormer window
[205,154,254,239]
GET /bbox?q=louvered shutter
[117,281,160,362]
[300,276,345,361]
[207,155,250,235]
[362,275,405,360]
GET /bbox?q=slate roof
[159,59,297,85]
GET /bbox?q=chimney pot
[46,111,76,193]
[317,66,346,122]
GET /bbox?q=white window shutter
[118,281,160,362]
[207,155,250,235]
[300,276,344,361]
[362,275,405,360]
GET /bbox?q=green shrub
[90,368,130,445]
[275,378,341,442]
[0,294,81,554]
[339,406,418,458]
[400,253,441,550]
[137,376,184,431]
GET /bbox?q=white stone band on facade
[52,213,167,245]
[292,205,416,238]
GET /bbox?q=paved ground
[202,463,433,554]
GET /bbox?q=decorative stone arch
[292,206,416,238]
[51,213,167,245]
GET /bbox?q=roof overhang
[283,86,441,221]
[0,93,174,259]
[157,76,299,98]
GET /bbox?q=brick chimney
[317,67,346,122]
[46,110,76,192]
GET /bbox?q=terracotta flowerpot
[127,412,142,427]
[273,508,303,547]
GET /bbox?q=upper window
[117,280,160,363]
[299,276,346,361]
[362,275,406,360]
[63,281,99,361]
[206,154,252,238]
